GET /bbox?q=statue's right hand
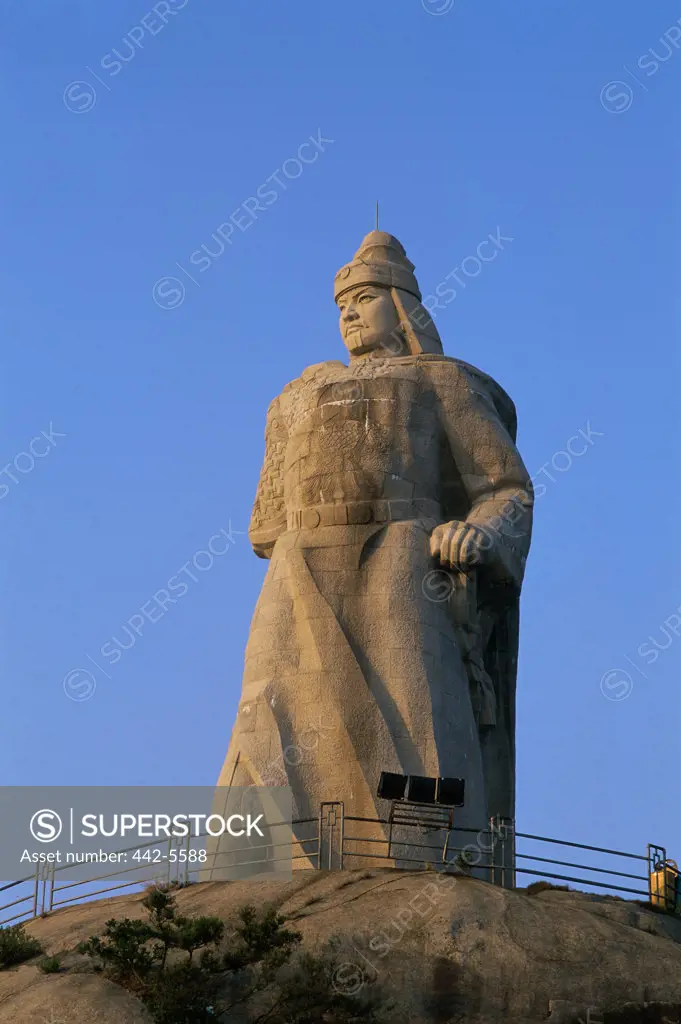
[429,520,487,572]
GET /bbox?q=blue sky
[2,0,680,882]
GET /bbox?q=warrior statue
[216,230,533,863]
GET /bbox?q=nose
[342,301,359,322]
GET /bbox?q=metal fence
[0,802,672,927]
[514,831,660,901]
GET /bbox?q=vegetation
[0,922,43,969]
[38,955,61,974]
[77,883,389,1023]
[525,880,570,895]
[452,849,477,874]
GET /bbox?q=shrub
[270,945,389,1023]
[38,956,61,974]
[143,962,223,1024]
[452,850,477,874]
[77,918,156,985]
[526,880,570,895]
[76,885,390,1023]
[222,904,300,972]
[0,923,43,969]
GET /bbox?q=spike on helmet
[334,230,422,303]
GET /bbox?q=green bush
[526,880,570,895]
[143,962,223,1024]
[0,923,43,969]
[76,884,390,1022]
[38,955,61,974]
[452,849,477,874]
[77,918,155,984]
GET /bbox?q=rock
[0,969,152,1023]
[1,870,680,1023]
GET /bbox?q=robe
[216,353,533,868]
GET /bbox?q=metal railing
[0,804,672,926]
[514,831,658,901]
[0,817,320,926]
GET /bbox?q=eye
[358,294,374,303]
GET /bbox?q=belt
[287,499,441,530]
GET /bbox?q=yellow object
[650,859,679,909]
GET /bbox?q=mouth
[345,325,362,335]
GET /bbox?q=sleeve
[248,395,289,559]
[434,363,534,587]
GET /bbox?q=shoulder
[266,360,347,426]
[414,354,507,394]
[262,361,345,413]
[279,360,346,394]
[415,356,518,441]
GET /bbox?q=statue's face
[337,285,400,357]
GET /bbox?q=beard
[344,328,368,354]
[343,327,399,357]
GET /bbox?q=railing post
[47,861,55,914]
[32,864,40,919]
[184,829,191,885]
[316,805,323,870]
[493,816,515,890]
[387,806,394,863]
[507,818,517,890]
[339,803,345,870]
[319,802,343,870]
[488,816,497,884]
[647,843,668,906]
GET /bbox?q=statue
[216,230,533,864]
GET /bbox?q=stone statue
[216,230,533,863]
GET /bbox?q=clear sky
[2,0,680,883]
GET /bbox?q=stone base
[8,869,681,1023]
